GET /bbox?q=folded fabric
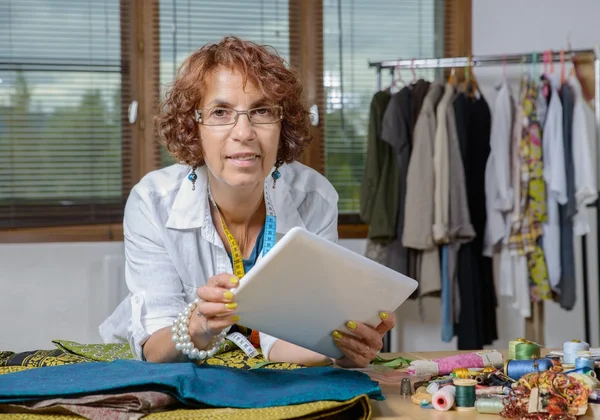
[1,391,176,420]
[0,359,383,408]
[1,394,372,420]
[405,350,504,376]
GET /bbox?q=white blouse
[99,161,339,360]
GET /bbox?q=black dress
[452,92,498,350]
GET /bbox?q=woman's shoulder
[280,161,339,207]
[132,163,190,198]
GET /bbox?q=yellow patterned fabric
[0,350,90,368]
[52,340,134,362]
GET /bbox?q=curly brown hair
[155,36,312,168]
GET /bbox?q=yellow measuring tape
[218,215,246,279]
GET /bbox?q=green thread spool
[453,379,477,411]
[508,338,526,359]
[514,341,541,360]
[475,397,504,414]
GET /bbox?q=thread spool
[508,338,527,359]
[575,356,596,371]
[563,340,590,364]
[426,382,439,394]
[475,397,504,414]
[504,359,553,381]
[431,385,455,412]
[453,379,477,411]
[514,341,541,360]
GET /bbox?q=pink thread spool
[431,385,456,412]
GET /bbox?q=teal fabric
[227,225,265,274]
[0,359,383,407]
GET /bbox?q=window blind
[0,0,131,229]
[323,0,441,214]
[159,0,290,168]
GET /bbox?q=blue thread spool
[504,358,553,381]
[575,356,596,370]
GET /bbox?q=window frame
[0,0,472,243]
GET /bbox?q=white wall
[472,0,600,349]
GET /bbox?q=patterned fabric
[508,79,551,301]
[0,395,372,420]
[52,340,134,362]
[0,350,90,368]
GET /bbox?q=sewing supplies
[563,340,590,364]
[475,386,510,396]
[504,358,553,381]
[406,350,503,376]
[426,382,439,394]
[508,338,527,360]
[431,385,455,412]
[400,378,412,397]
[514,340,541,360]
[411,392,432,406]
[453,379,477,411]
[475,397,504,414]
[575,355,596,370]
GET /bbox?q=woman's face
[199,67,281,190]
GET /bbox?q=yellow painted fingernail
[231,315,241,322]
[347,321,357,330]
[223,291,234,300]
[380,311,389,319]
[332,331,342,339]
[230,276,239,285]
[225,302,238,310]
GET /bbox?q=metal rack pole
[371,47,600,351]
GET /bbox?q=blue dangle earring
[188,167,198,191]
[272,159,283,189]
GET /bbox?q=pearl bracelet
[171,297,227,361]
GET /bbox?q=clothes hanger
[388,60,406,93]
[448,67,456,86]
[464,54,479,98]
[410,58,417,84]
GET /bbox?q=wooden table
[369,350,598,419]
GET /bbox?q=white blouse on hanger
[541,73,567,290]
[568,74,598,236]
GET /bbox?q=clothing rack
[369,47,600,352]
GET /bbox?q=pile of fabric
[0,341,384,420]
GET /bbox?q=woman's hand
[189,273,241,341]
[332,311,396,368]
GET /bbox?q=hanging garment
[569,74,598,236]
[359,90,396,242]
[403,81,445,297]
[433,83,456,243]
[503,95,530,318]
[441,96,475,342]
[508,79,551,302]
[483,80,514,257]
[541,73,567,291]
[452,91,498,350]
[380,86,414,278]
[557,83,577,310]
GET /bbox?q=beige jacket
[433,83,455,243]
[403,81,444,296]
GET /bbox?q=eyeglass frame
[194,105,284,126]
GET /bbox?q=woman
[100,36,396,368]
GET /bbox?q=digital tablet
[233,227,418,359]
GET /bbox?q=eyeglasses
[194,105,283,126]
